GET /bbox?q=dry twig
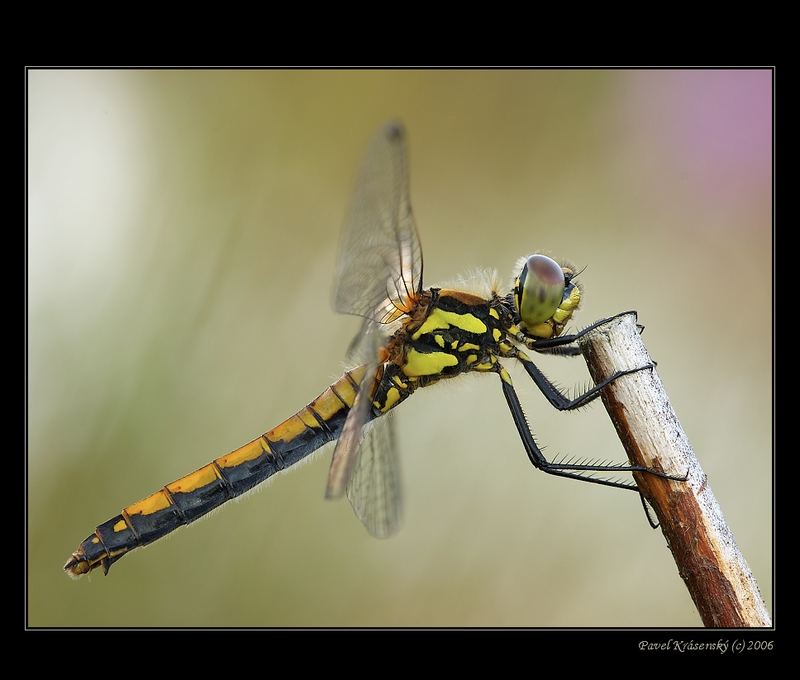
[578,312,771,628]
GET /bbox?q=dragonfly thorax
[395,288,495,379]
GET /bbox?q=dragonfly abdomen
[64,366,370,577]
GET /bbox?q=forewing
[326,121,419,535]
[332,121,424,325]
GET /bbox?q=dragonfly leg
[521,310,639,351]
[528,344,582,358]
[504,345,654,412]
[640,493,660,529]
[496,364,686,488]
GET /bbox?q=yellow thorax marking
[458,342,480,352]
[392,375,408,389]
[403,348,459,376]
[381,386,401,412]
[411,308,488,340]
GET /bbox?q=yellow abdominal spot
[91,536,100,544]
[267,415,307,443]
[167,463,220,495]
[412,308,487,340]
[311,387,348,419]
[113,520,127,533]
[348,365,368,385]
[217,437,269,469]
[403,349,459,376]
[297,408,320,430]
[126,490,171,517]
[333,377,359,408]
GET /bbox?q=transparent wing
[326,120,421,537]
[344,316,385,365]
[332,121,424,326]
[325,361,379,500]
[325,330,403,536]
[346,413,402,538]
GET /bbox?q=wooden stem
[578,313,771,628]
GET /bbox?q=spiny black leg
[530,344,582,357]
[639,493,660,529]
[509,347,654,411]
[497,366,687,485]
[523,323,642,355]
[498,367,637,492]
[518,317,642,355]
[533,342,654,368]
[530,310,639,351]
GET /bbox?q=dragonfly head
[512,254,582,339]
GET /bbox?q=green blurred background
[28,69,771,627]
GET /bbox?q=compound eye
[516,254,565,327]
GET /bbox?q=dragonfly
[64,122,683,577]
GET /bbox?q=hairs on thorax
[433,266,502,297]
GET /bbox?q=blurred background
[28,69,771,627]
